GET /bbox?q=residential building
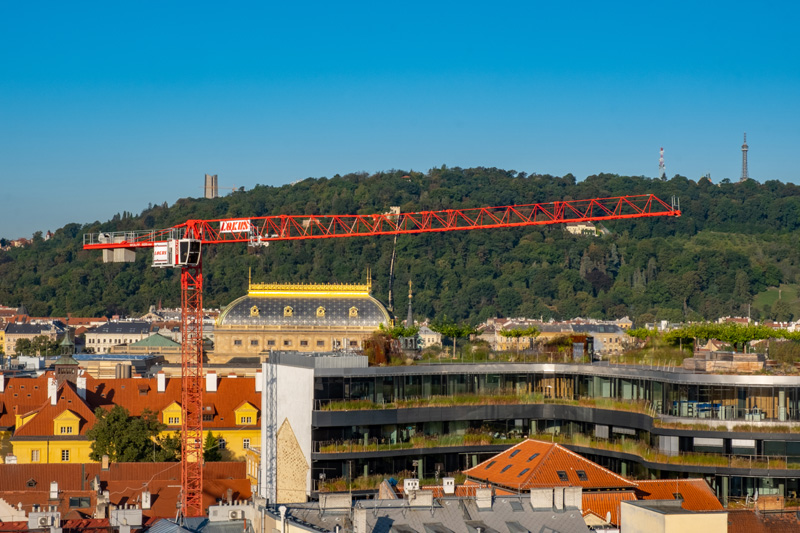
[4,321,65,356]
[214,280,390,356]
[1,360,261,464]
[258,490,590,533]
[620,499,727,533]
[418,325,442,348]
[84,321,153,354]
[0,461,249,524]
[257,356,800,507]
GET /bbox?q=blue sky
[2,1,799,238]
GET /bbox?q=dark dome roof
[218,290,390,328]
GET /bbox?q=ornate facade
[214,280,391,356]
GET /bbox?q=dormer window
[283,306,293,317]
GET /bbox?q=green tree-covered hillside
[2,168,800,325]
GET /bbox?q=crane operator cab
[152,239,202,267]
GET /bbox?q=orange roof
[465,439,637,491]
[581,490,637,526]
[2,373,261,437]
[396,483,496,498]
[728,509,800,533]
[13,383,96,437]
[0,462,248,520]
[634,478,723,511]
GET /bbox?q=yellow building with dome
[213,279,391,356]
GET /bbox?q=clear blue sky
[2,1,799,239]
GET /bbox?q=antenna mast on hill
[659,147,666,180]
[741,133,749,181]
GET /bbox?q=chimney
[102,455,110,471]
[403,478,420,495]
[5,454,17,464]
[76,375,87,400]
[0,372,4,393]
[442,477,455,495]
[530,488,554,510]
[206,371,217,393]
[142,491,151,510]
[564,486,582,510]
[157,372,166,393]
[353,507,367,533]
[226,488,233,505]
[48,377,57,405]
[475,487,493,510]
[50,481,58,500]
[255,370,263,393]
[553,487,564,511]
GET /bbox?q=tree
[430,316,479,359]
[203,431,222,462]
[499,327,540,356]
[378,323,420,339]
[86,406,178,462]
[14,338,32,356]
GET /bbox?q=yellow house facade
[2,368,263,465]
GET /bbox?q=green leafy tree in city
[87,406,179,462]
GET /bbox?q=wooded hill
[3,167,800,326]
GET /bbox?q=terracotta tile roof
[728,509,800,533]
[396,483,495,498]
[0,462,248,521]
[465,439,637,491]
[634,478,723,511]
[581,490,637,526]
[12,383,96,437]
[2,373,261,436]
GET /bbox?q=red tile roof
[12,383,96,437]
[2,373,261,438]
[634,478,723,511]
[0,462,248,520]
[581,490,637,526]
[728,509,800,533]
[465,439,637,491]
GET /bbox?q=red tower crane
[83,193,681,517]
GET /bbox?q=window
[576,470,588,481]
[69,497,90,508]
[233,339,242,346]
[283,340,292,346]
[300,340,308,346]
[26,479,37,488]
[267,339,275,346]
[349,340,358,347]
[168,417,180,425]
[316,340,325,347]
[243,438,250,449]
[527,453,540,462]
[250,339,259,346]
[500,464,512,473]
[61,449,70,462]
[203,414,214,421]
[241,416,253,424]
[485,460,496,469]
[31,450,40,462]
[510,450,520,457]
[517,468,530,477]
[556,471,569,482]
[218,438,226,450]
[60,426,73,434]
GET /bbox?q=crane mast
[83,193,680,517]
